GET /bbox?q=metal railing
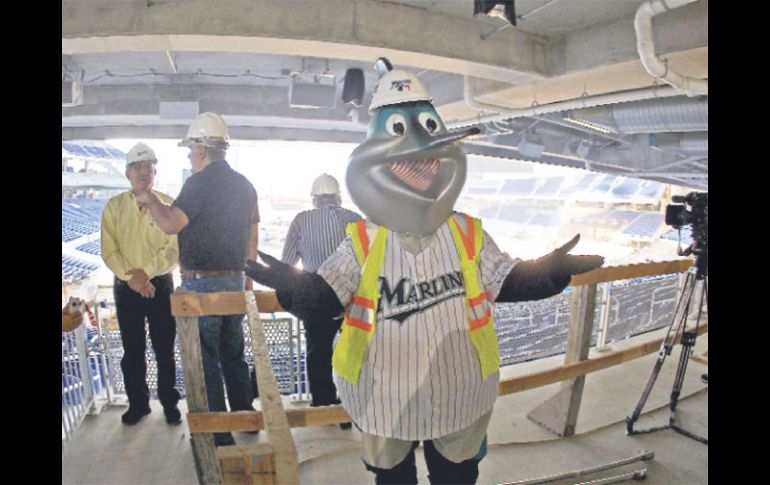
[62,261,695,450]
[62,321,108,450]
[98,315,305,400]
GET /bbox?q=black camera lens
[665,204,689,227]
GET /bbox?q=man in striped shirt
[281,174,361,416]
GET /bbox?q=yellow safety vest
[332,214,500,384]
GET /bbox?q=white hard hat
[311,174,340,196]
[369,69,432,113]
[126,142,157,166]
[179,112,230,149]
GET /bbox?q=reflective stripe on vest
[332,221,388,384]
[448,214,500,381]
[333,214,500,384]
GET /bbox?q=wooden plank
[171,291,283,317]
[175,301,223,485]
[217,444,276,485]
[188,405,352,433]
[499,322,707,396]
[190,324,708,433]
[528,283,597,437]
[569,260,692,286]
[169,261,692,318]
[244,292,299,485]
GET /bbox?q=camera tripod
[625,263,708,445]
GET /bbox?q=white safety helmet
[311,173,340,196]
[179,112,230,149]
[126,142,157,167]
[369,69,432,113]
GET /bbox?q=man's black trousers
[304,315,343,407]
[114,274,180,409]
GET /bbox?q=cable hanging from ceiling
[84,69,289,84]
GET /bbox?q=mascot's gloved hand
[245,251,299,293]
[244,251,344,321]
[532,234,604,288]
[497,234,604,303]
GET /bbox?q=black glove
[245,251,300,293]
[534,234,604,288]
[244,251,345,321]
[497,234,604,302]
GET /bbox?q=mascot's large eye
[385,113,407,136]
[418,112,440,133]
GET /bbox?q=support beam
[244,292,298,484]
[527,283,598,437]
[62,0,548,83]
[175,288,222,485]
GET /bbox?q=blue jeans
[181,275,253,443]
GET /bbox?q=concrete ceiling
[62,0,708,189]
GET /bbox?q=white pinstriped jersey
[318,218,518,441]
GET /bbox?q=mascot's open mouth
[389,158,440,192]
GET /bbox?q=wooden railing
[170,258,703,484]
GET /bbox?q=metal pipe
[451,76,684,129]
[634,0,708,96]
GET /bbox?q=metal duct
[679,132,708,155]
[611,97,707,134]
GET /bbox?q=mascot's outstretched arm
[496,234,604,303]
[247,234,604,317]
[245,252,344,321]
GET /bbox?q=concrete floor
[62,331,708,484]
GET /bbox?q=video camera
[665,191,707,277]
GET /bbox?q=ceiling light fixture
[474,1,516,26]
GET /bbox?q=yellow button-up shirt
[101,190,179,281]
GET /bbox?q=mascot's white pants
[361,411,492,469]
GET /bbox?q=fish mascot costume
[246,59,604,484]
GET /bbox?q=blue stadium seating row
[622,212,664,238]
[486,173,665,202]
[607,210,641,225]
[76,240,102,256]
[496,205,561,227]
[661,227,694,246]
[62,199,106,241]
[62,142,125,160]
[532,177,564,196]
[62,255,100,281]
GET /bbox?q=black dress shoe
[339,422,352,430]
[214,433,237,447]
[121,406,151,425]
[164,406,182,425]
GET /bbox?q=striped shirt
[281,204,362,273]
[318,218,517,441]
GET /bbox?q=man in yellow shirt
[101,142,182,425]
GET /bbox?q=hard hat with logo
[311,173,341,196]
[126,142,157,167]
[369,69,432,113]
[179,112,230,149]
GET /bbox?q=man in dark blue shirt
[137,112,259,447]
[282,174,360,424]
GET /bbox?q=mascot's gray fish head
[346,59,480,236]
